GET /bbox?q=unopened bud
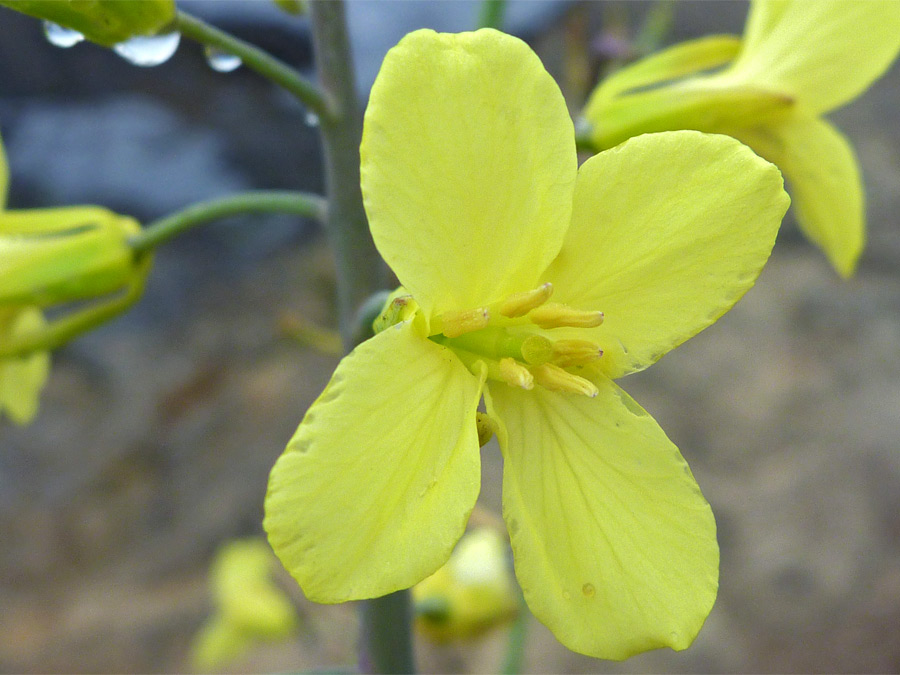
[0,206,142,307]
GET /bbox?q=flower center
[430,283,604,397]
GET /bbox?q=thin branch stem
[129,191,326,254]
[174,10,333,122]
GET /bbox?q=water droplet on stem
[113,31,181,67]
[203,46,242,73]
[43,21,84,48]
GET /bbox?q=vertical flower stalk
[305,2,405,672]
[308,1,385,351]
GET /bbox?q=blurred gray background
[1,1,898,672]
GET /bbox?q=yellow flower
[265,29,789,660]
[582,0,900,278]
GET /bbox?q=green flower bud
[0,0,176,47]
[0,206,142,307]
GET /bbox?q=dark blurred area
[1,1,899,672]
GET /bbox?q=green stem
[305,2,403,672]
[174,10,333,123]
[0,257,151,358]
[129,191,326,254]
[307,1,386,351]
[500,593,530,675]
[478,0,507,30]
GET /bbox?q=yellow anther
[551,339,604,368]
[498,283,554,318]
[475,412,495,447]
[531,363,598,397]
[528,303,604,329]
[440,307,491,338]
[520,335,553,365]
[499,358,534,390]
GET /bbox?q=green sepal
[589,34,742,105]
[587,83,794,150]
[0,206,142,306]
[0,0,176,47]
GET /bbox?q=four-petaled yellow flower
[265,29,789,659]
[582,0,900,277]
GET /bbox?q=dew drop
[113,31,181,67]
[43,21,84,48]
[582,582,595,598]
[305,111,320,127]
[203,45,242,73]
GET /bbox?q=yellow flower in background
[190,539,299,671]
[413,528,519,642]
[0,138,146,425]
[265,29,789,659]
[582,0,900,277]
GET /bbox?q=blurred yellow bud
[0,206,141,307]
[413,528,519,642]
[190,538,299,671]
[0,0,176,47]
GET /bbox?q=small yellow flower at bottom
[264,28,789,660]
[189,538,299,671]
[414,528,519,642]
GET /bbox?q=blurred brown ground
[2,2,900,673]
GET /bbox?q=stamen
[439,307,491,338]
[498,283,554,318]
[528,302,604,329]
[520,335,553,365]
[499,357,534,390]
[551,339,604,368]
[531,363,599,397]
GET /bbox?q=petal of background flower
[732,0,900,114]
[0,308,50,425]
[484,378,719,660]
[543,131,789,379]
[264,321,484,602]
[361,28,576,321]
[736,114,864,277]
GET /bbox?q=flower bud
[0,0,176,47]
[0,206,142,307]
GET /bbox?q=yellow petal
[264,321,484,602]
[731,0,900,114]
[543,131,789,378]
[484,378,718,660]
[0,308,50,425]
[736,114,864,277]
[361,29,576,320]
